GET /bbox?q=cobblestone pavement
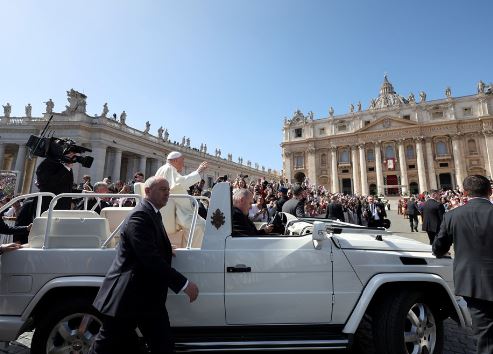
[0,198,476,353]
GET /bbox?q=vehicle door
[224,235,333,324]
[167,248,226,327]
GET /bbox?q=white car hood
[332,232,432,252]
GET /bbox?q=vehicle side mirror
[312,221,328,250]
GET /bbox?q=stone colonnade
[0,142,166,194]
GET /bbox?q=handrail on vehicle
[0,192,56,218]
[43,193,207,250]
[44,193,142,249]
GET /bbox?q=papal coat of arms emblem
[211,209,225,229]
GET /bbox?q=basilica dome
[369,75,408,110]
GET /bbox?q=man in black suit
[406,197,420,232]
[89,176,199,353]
[433,175,493,354]
[275,187,289,212]
[75,182,112,214]
[325,196,345,221]
[0,218,31,239]
[281,184,305,218]
[422,190,445,244]
[232,188,273,236]
[365,196,386,227]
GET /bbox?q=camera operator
[36,146,79,212]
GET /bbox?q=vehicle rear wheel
[31,297,102,354]
[374,291,444,354]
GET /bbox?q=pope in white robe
[155,151,208,248]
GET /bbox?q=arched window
[321,153,327,166]
[367,149,375,161]
[385,145,395,159]
[436,141,448,156]
[468,139,478,155]
[339,149,350,163]
[405,145,415,159]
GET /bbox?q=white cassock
[155,163,205,248]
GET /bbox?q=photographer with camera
[36,144,80,212]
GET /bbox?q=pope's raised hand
[197,162,208,173]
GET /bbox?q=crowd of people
[227,176,390,227]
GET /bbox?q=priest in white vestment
[155,151,208,248]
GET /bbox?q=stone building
[281,76,493,196]
[0,89,278,194]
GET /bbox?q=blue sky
[1,0,491,172]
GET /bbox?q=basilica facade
[281,76,493,196]
[0,90,278,194]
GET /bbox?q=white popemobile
[0,183,471,354]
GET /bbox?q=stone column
[397,139,409,195]
[112,149,122,182]
[374,142,384,196]
[283,151,292,184]
[330,146,339,193]
[307,146,317,187]
[359,144,369,195]
[451,135,465,190]
[351,146,360,194]
[14,145,27,193]
[22,158,36,194]
[90,143,107,184]
[425,138,438,190]
[483,130,493,179]
[0,143,5,170]
[415,137,428,193]
[138,156,147,176]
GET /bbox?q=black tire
[31,297,102,354]
[350,313,377,354]
[373,291,444,354]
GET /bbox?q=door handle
[227,264,252,273]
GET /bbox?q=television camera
[25,115,94,168]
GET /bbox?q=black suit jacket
[36,158,75,211]
[281,198,305,218]
[275,196,288,212]
[232,207,267,236]
[433,198,493,301]
[406,201,420,216]
[0,218,29,236]
[93,199,187,318]
[325,202,345,221]
[422,199,445,233]
[365,202,386,221]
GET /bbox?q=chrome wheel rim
[46,312,102,354]
[404,302,436,354]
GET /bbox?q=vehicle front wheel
[374,291,444,354]
[31,297,102,354]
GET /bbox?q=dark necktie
[155,211,165,231]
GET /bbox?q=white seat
[100,207,133,233]
[133,182,145,197]
[28,215,110,249]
